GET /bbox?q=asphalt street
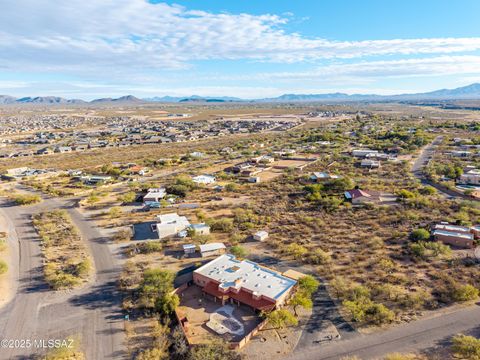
[0,195,125,360]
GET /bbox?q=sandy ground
[0,209,16,309]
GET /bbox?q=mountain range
[2,83,480,105]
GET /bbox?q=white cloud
[1,0,480,76]
[219,56,480,82]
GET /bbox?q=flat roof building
[156,213,191,239]
[199,242,226,257]
[144,188,166,203]
[193,254,297,311]
[433,229,475,249]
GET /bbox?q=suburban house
[432,223,479,249]
[192,174,216,184]
[193,254,297,311]
[155,213,191,239]
[190,223,211,236]
[129,165,149,176]
[81,175,112,185]
[310,172,341,182]
[459,168,480,185]
[199,242,226,257]
[450,150,472,158]
[360,159,380,168]
[143,188,167,203]
[352,149,379,158]
[253,231,269,242]
[344,188,397,205]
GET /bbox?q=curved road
[287,303,480,360]
[0,194,125,360]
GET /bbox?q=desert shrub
[343,298,395,325]
[207,218,234,232]
[12,194,41,205]
[108,206,122,218]
[114,229,132,242]
[410,241,451,259]
[190,342,241,360]
[225,183,238,192]
[409,228,430,242]
[451,284,479,302]
[139,269,179,315]
[0,260,8,275]
[166,175,196,197]
[73,259,91,278]
[384,353,418,360]
[419,186,436,195]
[285,243,308,260]
[451,334,480,360]
[137,241,163,254]
[307,248,331,265]
[135,347,168,360]
[119,191,137,203]
[230,245,248,258]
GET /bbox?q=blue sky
[1,0,480,99]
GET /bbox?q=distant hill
[13,96,86,104]
[91,95,143,103]
[3,83,480,105]
[414,83,480,98]
[0,95,17,104]
[146,95,243,103]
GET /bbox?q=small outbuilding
[253,231,269,242]
[183,244,196,256]
[199,242,226,257]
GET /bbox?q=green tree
[119,191,136,203]
[409,228,430,242]
[298,275,320,295]
[230,245,248,259]
[289,291,313,316]
[139,269,179,315]
[286,243,308,260]
[264,309,298,329]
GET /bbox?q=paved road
[411,136,477,200]
[285,303,480,360]
[0,194,125,360]
[411,136,444,176]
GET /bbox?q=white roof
[312,172,340,179]
[194,254,296,301]
[199,242,226,253]
[157,213,189,225]
[254,231,268,237]
[353,149,378,154]
[192,174,216,183]
[433,230,473,240]
[183,244,196,250]
[147,188,166,194]
[433,223,470,233]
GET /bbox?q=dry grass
[33,210,93,290]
